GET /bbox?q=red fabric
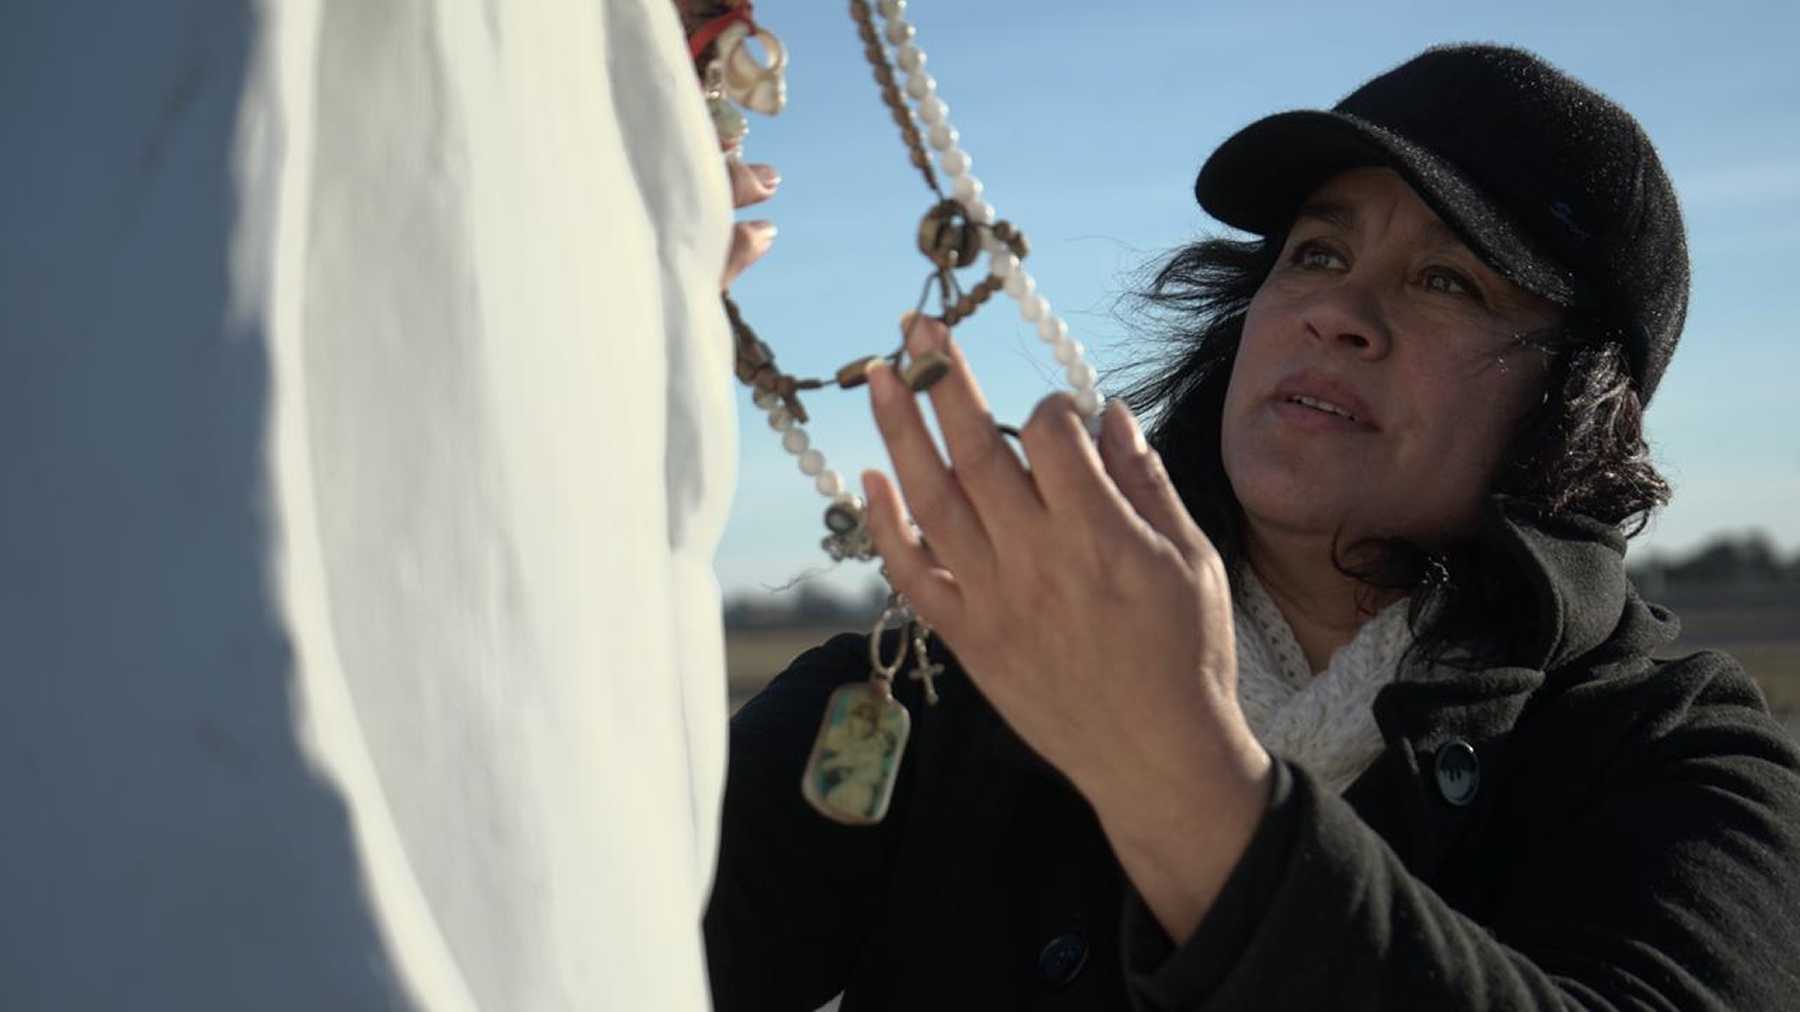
[688,5,755,61]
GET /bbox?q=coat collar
[1348,496,1672,876]
[1371,495,1637,750]
[1480,495,1632,673]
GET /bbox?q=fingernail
[866,358,894,402]
[898,311,947,355]
[750,164,781,188]
[750,220,777,241]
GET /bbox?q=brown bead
[916,203,951,265]
[1008,231,1031,259]
[953,227,981,268]
[915,200,981,270]
[849,1,870,21]
[902,350,952,391]
[835,355,883,389]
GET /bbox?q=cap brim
[1195,110,1580,306]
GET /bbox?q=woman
[705,44,1800,1010]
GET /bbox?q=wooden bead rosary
[680,0,1103,824]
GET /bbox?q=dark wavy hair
[1114,235,1671,669]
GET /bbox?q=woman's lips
[1271,398,1378,433]
[1268,373,1380,432]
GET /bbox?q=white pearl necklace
[750,0,1106,539]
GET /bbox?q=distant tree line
[1630,530,1800,605]
[724,530,1799,630]
[723,578,891,631]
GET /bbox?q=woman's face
[1221,168,1562,548]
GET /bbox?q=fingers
[728,160,780,209]
[867,359,994,573]
[1097,399,1210,568]
[862,469,963,633]
[1018,392,1123,527]
[721,220,776,290]
[901,313,1044,533]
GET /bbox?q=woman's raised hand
[862,314,1272,941]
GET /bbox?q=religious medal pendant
[801,599,914,825]
[799,678,912,826]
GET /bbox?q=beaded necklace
[684,0,1104,824]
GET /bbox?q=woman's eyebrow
[1421,217,1476,253]
[1294,200,1357,232]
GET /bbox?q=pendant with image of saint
[800,681,911,825]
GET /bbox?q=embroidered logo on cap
[1550,199,1592,241]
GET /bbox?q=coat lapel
[1350,664,1545,878]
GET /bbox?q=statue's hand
[722,159,779,289]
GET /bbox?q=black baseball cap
[1195,44,1689,404]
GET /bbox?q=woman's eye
[1291,240,1346,271]
[1423,267,1476,297]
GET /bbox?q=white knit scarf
[1232,567,1414,795]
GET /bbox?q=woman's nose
[1302,276,1393,359]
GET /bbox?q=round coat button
[1037,931,1088,987]
[1435,739,1480,807]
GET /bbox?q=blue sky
[713,0,1800,598]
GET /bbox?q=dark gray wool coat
[705,502,1800,1010]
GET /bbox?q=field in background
[726,605,1800,736]
[1666,602,1800,725]
[726,626,854,711]
[1734,644,1800,717]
